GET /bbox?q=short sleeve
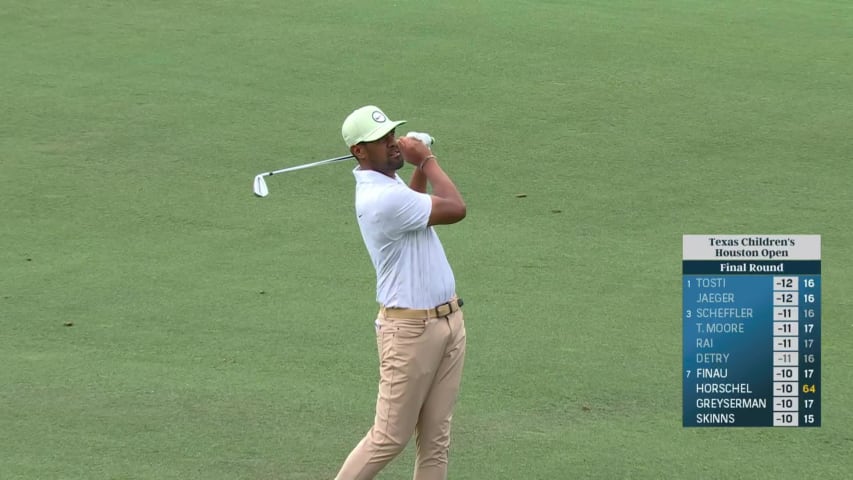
[376,184,432,238]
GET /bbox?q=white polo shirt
[353,167,456,309]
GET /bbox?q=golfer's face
[363,129,402,172]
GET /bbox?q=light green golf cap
[341,105,407,147]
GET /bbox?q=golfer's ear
[350,144,363,160]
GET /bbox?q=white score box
[774,381,799,396]
[774,352,798,366]
[773,276,799,291]
[773,307,799,321]
[774,366,799,380]
[773,322,799,336]
[773,292,799,306]
[773,413,799,427]
[773,397,799,412]
[773,337,799,351]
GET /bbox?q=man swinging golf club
[334,105,468,480]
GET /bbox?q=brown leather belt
[381,297,464,319]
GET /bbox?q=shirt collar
[353,166,404,185]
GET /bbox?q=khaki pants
[335,307,467,480]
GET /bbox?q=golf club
[252,132,434,197]
[253,154,354,197]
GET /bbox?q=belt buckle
[433,298,463,318]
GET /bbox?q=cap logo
[371,111,386,123]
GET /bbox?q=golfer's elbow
[428,197,467,225]
[445,200,466,224]
[454,201,467,222]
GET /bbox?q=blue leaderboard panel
[683,235,821,427]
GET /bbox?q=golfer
[335,105,468,480]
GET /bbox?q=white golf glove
[405,131,435,147]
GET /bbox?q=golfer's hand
[397,137,432,166]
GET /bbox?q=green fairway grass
[2,1,851,478]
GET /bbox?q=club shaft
[264,154,354,177]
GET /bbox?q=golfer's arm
[422,158,466,226]
[409,168,427,193]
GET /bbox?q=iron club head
[253,175,269,197]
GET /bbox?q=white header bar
[683,235,821,260]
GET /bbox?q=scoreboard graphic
[682,235,821,427]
